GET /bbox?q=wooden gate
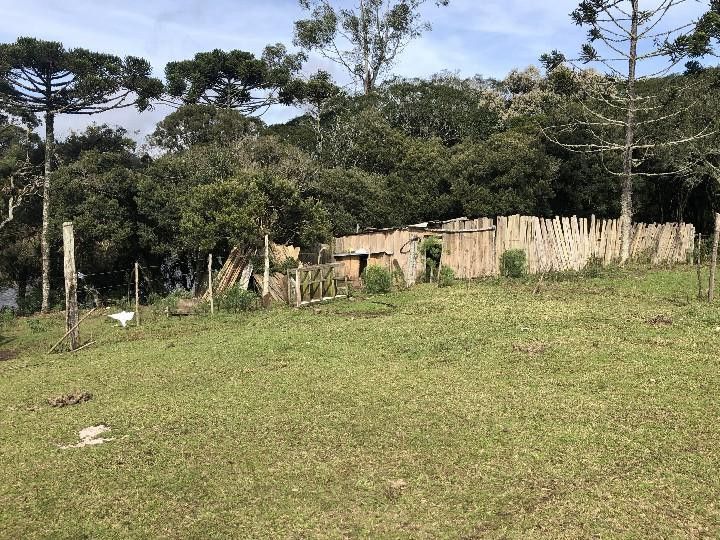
[287,263,348,307]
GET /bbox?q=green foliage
[0,37,162,116]
[307,167,390,235]
[580,256,605,278]
[362,265,392,294]
[420,236,443,281]
[217,285,258,313]
[52,126,143,275]
[16,286,43,315]
[180,173,269,254]
[150,105,264,152]
[25,317,47,333]
[450,130,558,217]
[0,308,14,328]
[271,257,300,273]
[377,76,501,145]
[437,266,456,287]
[500,249,527,278]
[164,46,305,112]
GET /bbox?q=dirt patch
[0,349,18,362]
[513,342,549,355]
[646,314,673,327]
[48,392,93,408]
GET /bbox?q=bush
[362,265,392,294]
[501,249,527,278]
[148,290,191,314]
[272,257,300,273]
[0,308,14,328]
[438,266,456,288]
[580,256,605,278]
[217,285,258,313]
[420,236,443,281]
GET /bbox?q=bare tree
[542,0,717,262]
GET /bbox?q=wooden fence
[287,263,349,307]
[335,215,695,282]
[440,215,694,277]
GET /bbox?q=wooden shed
[333,218,497,284]
[332,248,398,286]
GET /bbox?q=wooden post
[286,269,292,305]
[697,233,703,300]
[134,261,140,326]
[262,234,270,303]
[208,253,214,315]
[62,222,79,351]
[295,268,302,307]
[48,307,97,354]
[709,213,720,302]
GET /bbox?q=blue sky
[0,0,710,141]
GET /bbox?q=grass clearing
[1,266,720,538]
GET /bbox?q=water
[0,287,17,308]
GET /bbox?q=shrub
[438,266,456,288]
[580,256,605,278]
[362,265,392,294]
[272,257,300,273]
[0,308,14,328]
[420,236,443,281]
[146,290,193,318]
[217,285,258,313]
[501,249,527,278]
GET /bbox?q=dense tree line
[1,0,719,311]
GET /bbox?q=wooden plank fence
[463,215,694,276]
[335,214,695,282]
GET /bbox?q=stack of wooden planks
[202,247,252,301]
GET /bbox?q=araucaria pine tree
[542,1,719,262]
[0,37,163,311]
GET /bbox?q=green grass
[1,266,720,538]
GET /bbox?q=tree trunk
[360,0,372,95]
[620,0,639,264]
[41,111,54,312]
[16,275,27,305]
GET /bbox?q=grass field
[1,266,719,538]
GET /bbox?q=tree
[164,45,305,114]
[0,37,163,311]
[281,70,345,154]
[52,126,145,282]
[0,118,41,230]
[294,0,450,95]
[450,130,559,218]
[541,1,718,262]
[375,75,502,145]
[150,104,264,152]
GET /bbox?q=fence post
[709,213,720,303]
[208,253,214,315]
[135,261,140,326]
[696,233,703,300]
[62,221,79,351]
[262,233,270,305]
